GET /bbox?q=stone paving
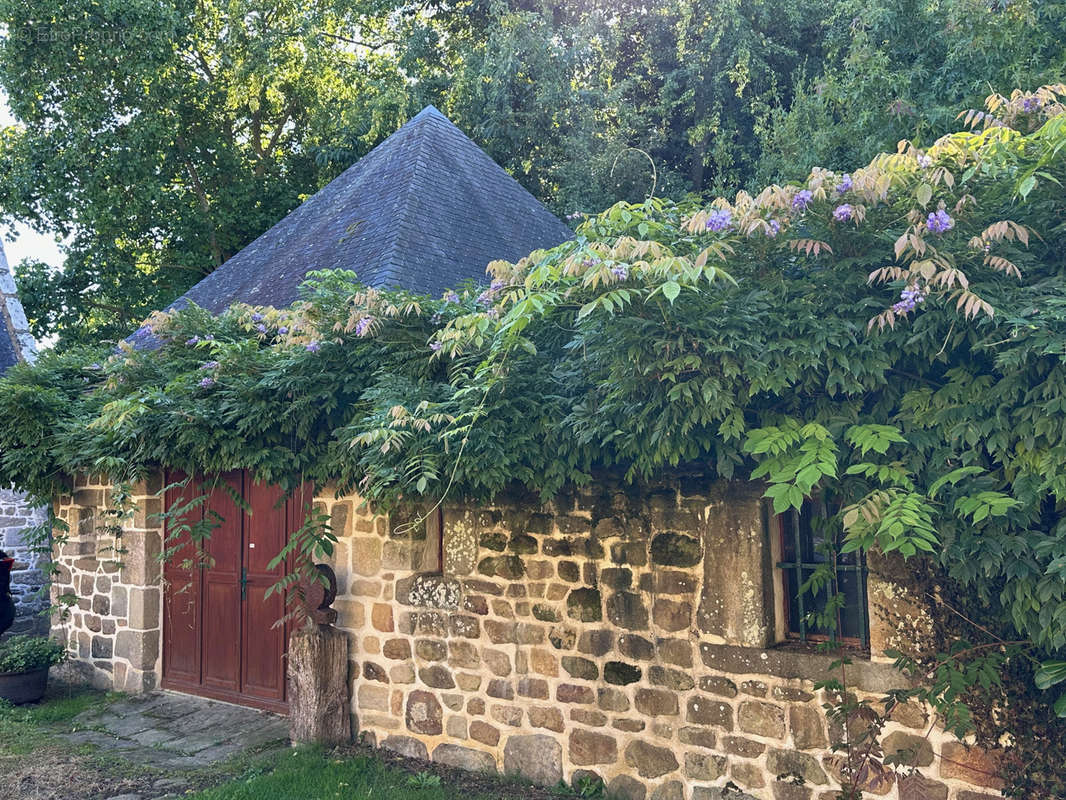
[63,691,290,798]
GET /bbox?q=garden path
[61,691,289,796]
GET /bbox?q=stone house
[0,243,48,637]
[48,111,1004,799]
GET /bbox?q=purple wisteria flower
[705,209,733,232]
[305,341,321,353]
[185,336,200,346]
[355,317,374,337]
[490,279,506,291]
[278,326,288,335]
[89,363,102,371]
[836,174,853,193]
[892,284,927,314]
[443,290,460,304]
[1023,97,1041,113]
[486,308,500,320]
[792,189,814,211]
[204,334,214,341]
[199,376,216,389]
[927,209,955,233]
[917,153,933,169]
[430,341,443,352]
[251,313,264,323]
[833,204,854,222]
[256,323,267,334]
[766,219,781,237]
[611,264,629,280]
[200,361,219,370]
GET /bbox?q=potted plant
[0,635,66,704]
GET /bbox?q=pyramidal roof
[176,106,574,313]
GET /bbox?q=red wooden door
[161,470,309,713]
[240,479,288,706]
[162,472,202,688]
[200,473,243,696]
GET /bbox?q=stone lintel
[699,642,910,694]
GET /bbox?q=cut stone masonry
[51,476,1005,799]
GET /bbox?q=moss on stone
[533,603,560,622]
[650,532,701,567]
[476,555,525,579]
[479,531,508,551]
[507,534,538,554]
[566,587,603,622]
[603,661,642,685]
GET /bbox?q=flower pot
[0,666,49,704]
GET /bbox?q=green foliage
[0,0,438,346]
[4,0,1062,349]
[187,746,560,800]
[1035,659,1066,717]
[0,635,66,673]
[755,0,1066,183]
[407,772,442,789]
[0,686,112,755]
[745,421,838,511]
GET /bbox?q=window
[775,498,869,647]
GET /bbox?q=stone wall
[0,487,48,636]
[318,479,1005,800]
[50,475,163,692]
[50,475,1005,799]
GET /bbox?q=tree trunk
[288,624,352,746]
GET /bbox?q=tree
[0,0,436,346]
[3,0,1063,349]
[755,0,1066,182]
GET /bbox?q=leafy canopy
[5,0,1066,347]
[3,88,1066,686]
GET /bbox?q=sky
[0,91,65,271]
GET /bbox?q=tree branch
[313,30,401,50]
[175,132,224,267]
[255,98,295,177]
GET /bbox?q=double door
[161,471,308,713]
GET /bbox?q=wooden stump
[288,624,352,745]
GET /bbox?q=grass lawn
[0,685,113,755]
[0,685,611,800]
[188,747,601,800]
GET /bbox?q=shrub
[0,636,66,673]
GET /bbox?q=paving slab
[64,690,290,776]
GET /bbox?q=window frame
[774,498,871,649]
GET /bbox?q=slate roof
[0,243,34,376]
[0,309,16,376]
[175,106,574,313]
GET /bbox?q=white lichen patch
[407,574,462,610]
[443,515,478,575]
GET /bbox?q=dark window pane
[836,570,866,640]
[785,570,802,635]
[781,510,797,562]
[778,500,868,645]
[799,502,821,561]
